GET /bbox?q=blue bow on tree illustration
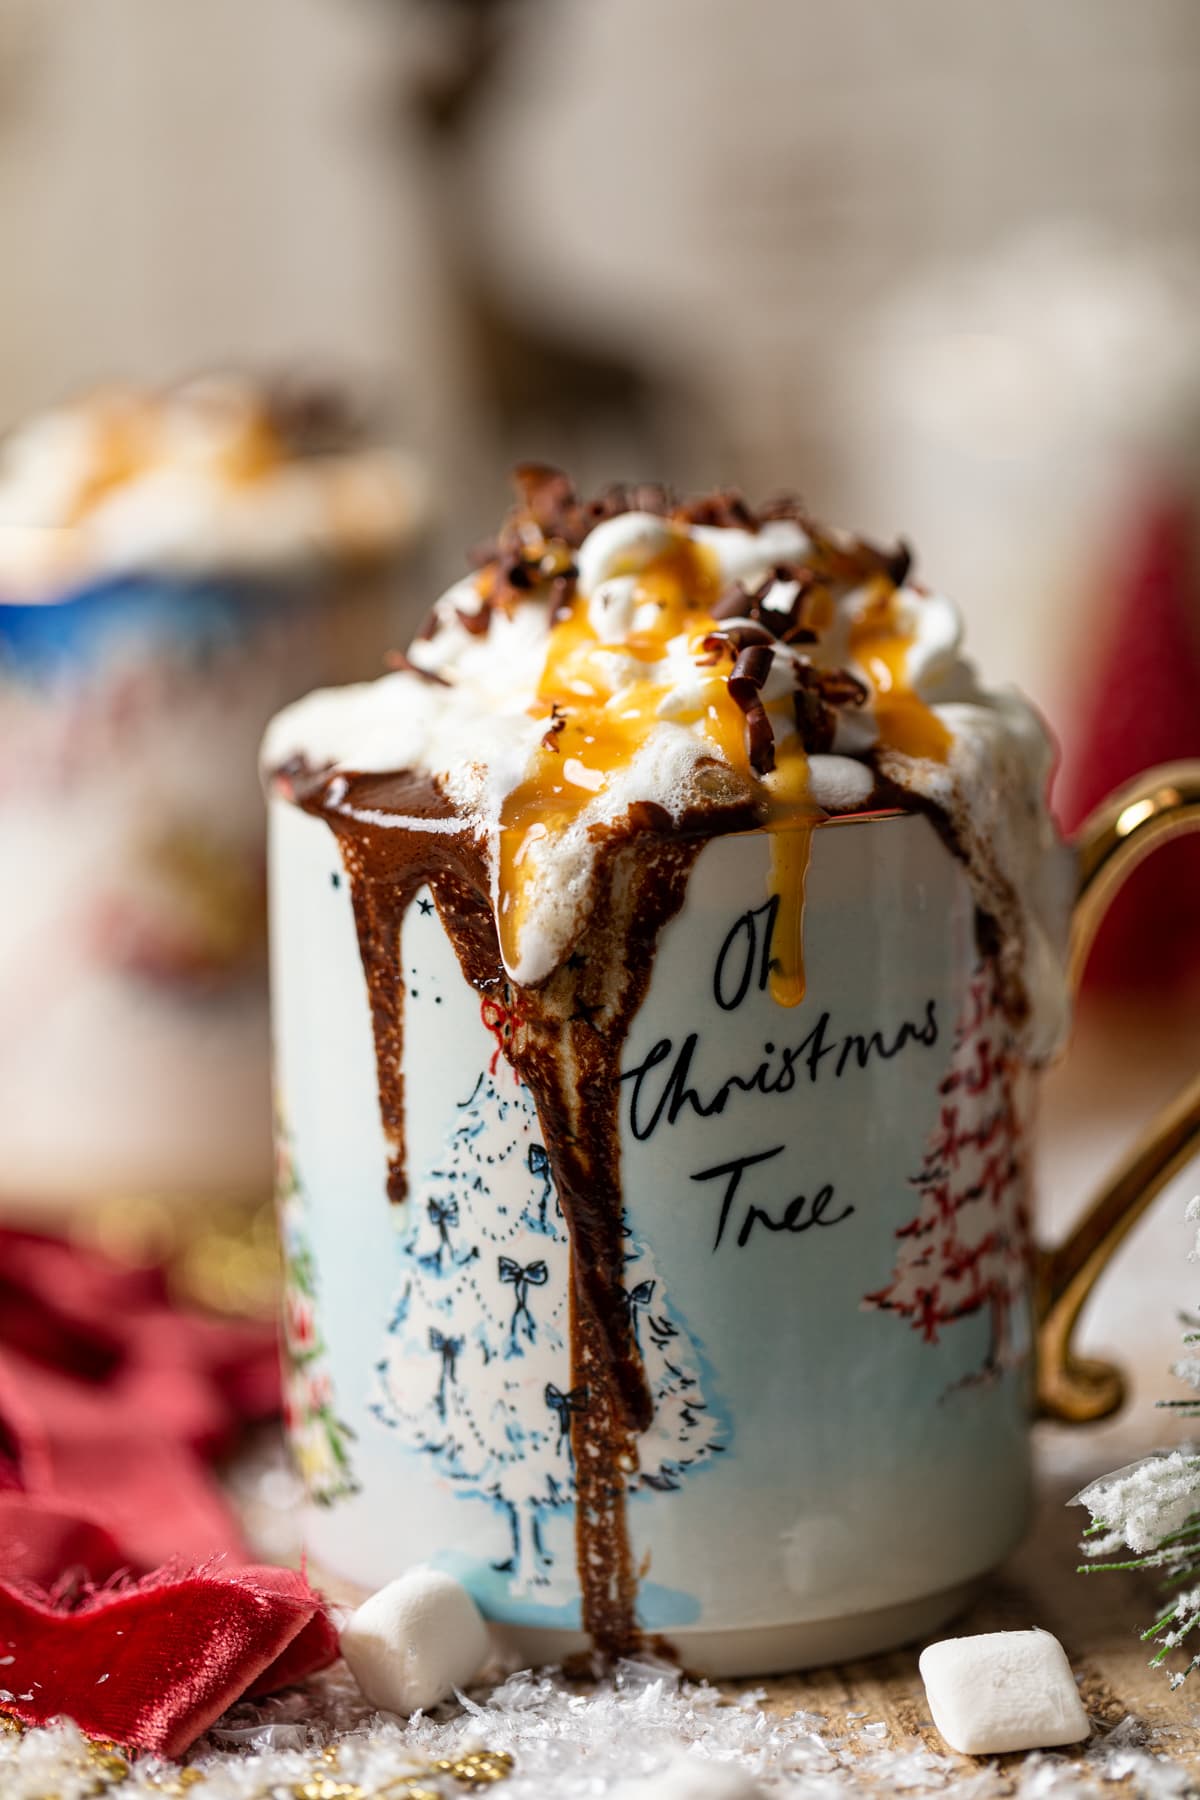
[623,1278,657,1356]
[429,1326,464,1419]
[499,1255,549,1345]
[544,1382,588,1459]
[526,1143,554,1233]
[422,1196,479,1271]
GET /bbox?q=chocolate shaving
[629,483,673,515]
[451,470,913,669]
[492,555,538,612]
[816,667,869,709]
[512,462,577,532]
[725,643,778,772]
[699,625,776,672]
[727,644,775,709]
[500,556,535,592]
[672,488,758,531]
[743,701,776,774]
[693,640,727,669]
[710,584,756,622]
[792,682,835,755]
[802,520,914,593]
[721,622,776,652]
[791,662,868,754]
[483,469,913,609]
[710,564,821,645]
[887,540,914,588]
[757,492,809,525]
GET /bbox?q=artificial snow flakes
[918,1629,1090,1755]
[1074,1450,1200,1557]
[0,1661,1190,1799]
[613,1755,766,1797]
[1186,1191,1200,1261]
[339,1567,492,1716]
[1072,1201,1200,1688]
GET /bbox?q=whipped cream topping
[0,377,426,601]
[265,472,1072,1060]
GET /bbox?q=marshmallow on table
[919,1629,1090,1755]
[339,1567,491,1715]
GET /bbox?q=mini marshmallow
[805,753,876,813]
[919,1629,1090,1755]
[614,1757,766,1799]
[339,1566,491,1716]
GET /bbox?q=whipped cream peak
[0,375,426,602]
[265,467,1071,1059]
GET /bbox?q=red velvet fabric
[0,1227,337,1753]
[0,1564,338,1758]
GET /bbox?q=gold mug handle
[1037,761,1200,1424]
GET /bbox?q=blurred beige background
[1,0,1198,1421]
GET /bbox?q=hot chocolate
[264,468,1071,1657]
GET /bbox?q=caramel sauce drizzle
[848,582,952,764]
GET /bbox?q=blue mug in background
[0,566,387,1211]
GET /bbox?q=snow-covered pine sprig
[1074,1196,1200,1688]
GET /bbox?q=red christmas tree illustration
[863,968,1031,1377]
[1057,486,1200,994]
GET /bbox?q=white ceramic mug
[268,764,1200,1675]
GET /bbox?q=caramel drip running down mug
[269,761,1200,1677]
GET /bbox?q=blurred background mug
[267,759,1200,1676]
[0,379,425,1228]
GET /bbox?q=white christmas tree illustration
[863,967,1031,1377]
[370,997,725,1596]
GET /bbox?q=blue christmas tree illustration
[370,1039,724,1598]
